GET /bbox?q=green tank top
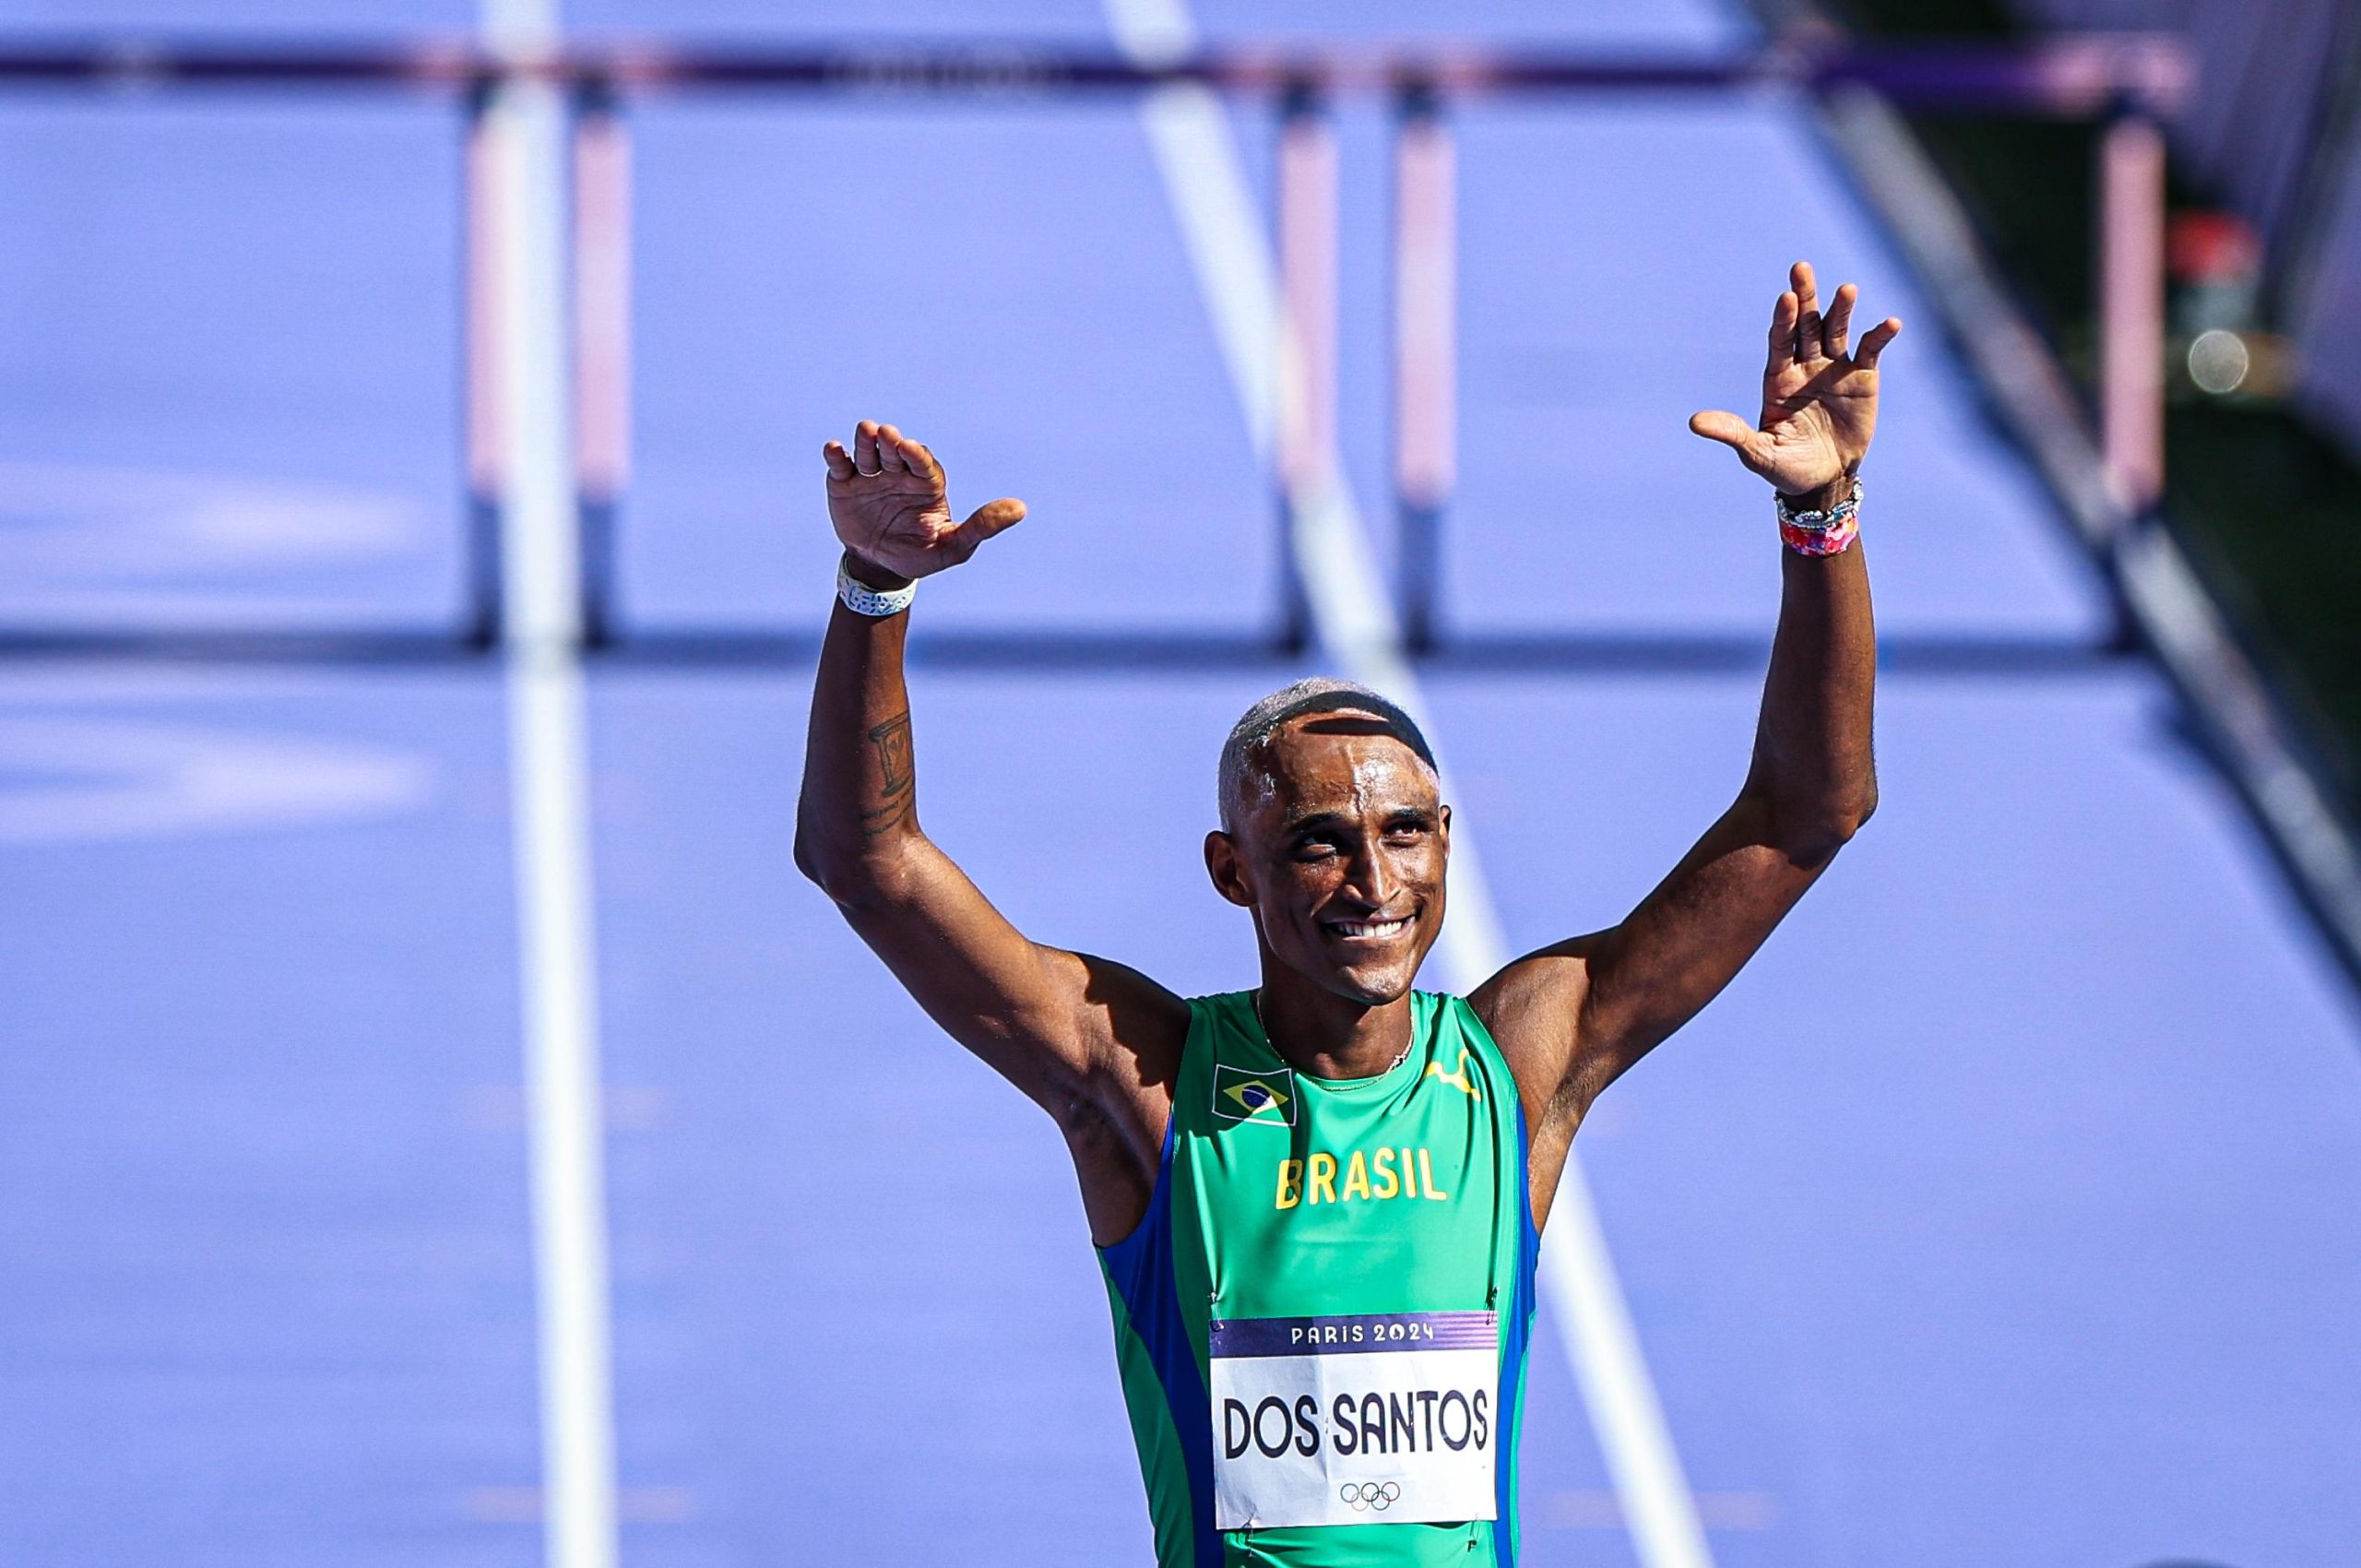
[1097,991,1540,1567]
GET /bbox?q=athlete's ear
[1204,830,1257,908]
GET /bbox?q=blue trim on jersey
[1097,1117,1221,1568]
[1495,1104,1541,1568]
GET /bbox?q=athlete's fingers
[851,421,884,475]
[1766,291,1799,374]
[1855,316,1904,369]
[1688,410,1758,452]
[896,435,943,489]
[875,423,912,472]
[956,497,1026,546]
[1791,260,1822,360]
[1823,281,1858,360]
[823,440,856,481]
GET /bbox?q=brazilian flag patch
[1212,1063,1296,1127]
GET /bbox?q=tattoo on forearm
[860,709,915,837]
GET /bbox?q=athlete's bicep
[1467,933,1604,1134]
[1477,798,1828,1129]
[825,835,1189,1114]
[1577,798,1825,1071]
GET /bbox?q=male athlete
[797,262,1897,1565]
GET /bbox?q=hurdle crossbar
[0,36,2189,113]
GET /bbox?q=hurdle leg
[1275,81,1337,658]
[1391,79,1454,656]
[2098,108,2165,518]
[572,83,632,650]
[463,82,505,650]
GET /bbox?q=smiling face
[1204,712,1450,1006]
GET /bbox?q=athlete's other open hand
[824,420,1026,584]
[1689,260,1901,503]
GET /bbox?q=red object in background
[2168,210,2262,284]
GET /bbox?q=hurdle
[0,33,2185,659]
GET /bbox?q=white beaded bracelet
[836,557,918,618]
[1774,476,1862,531]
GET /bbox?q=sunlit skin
[798,261,1890,1244]
[1204,719,1451,1079]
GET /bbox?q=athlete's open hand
[1690,260,1901,499]
[824,421,1026,582]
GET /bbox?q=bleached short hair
[1216,677,1438,833]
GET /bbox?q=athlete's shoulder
[1413,987,1481,1019]
[1419,989,1512,1056]
[1177,991,1263,1053]
[1183,989,1260,1030]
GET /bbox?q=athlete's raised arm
[1472,263,1898,1213]
[793,422,1189,1243]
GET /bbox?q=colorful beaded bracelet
[1775,478,1861,558]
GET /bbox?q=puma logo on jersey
[1424,1049,1480,1101]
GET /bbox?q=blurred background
[2,2,2357,1566]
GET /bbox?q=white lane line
[0,461,421,574]
[0,719,429,844]
[1102,3,1715,1562]
[482,0,623,1565]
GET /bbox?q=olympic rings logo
[1339,1481,1402,1512]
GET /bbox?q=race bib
[1207,1311,1499,1530]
